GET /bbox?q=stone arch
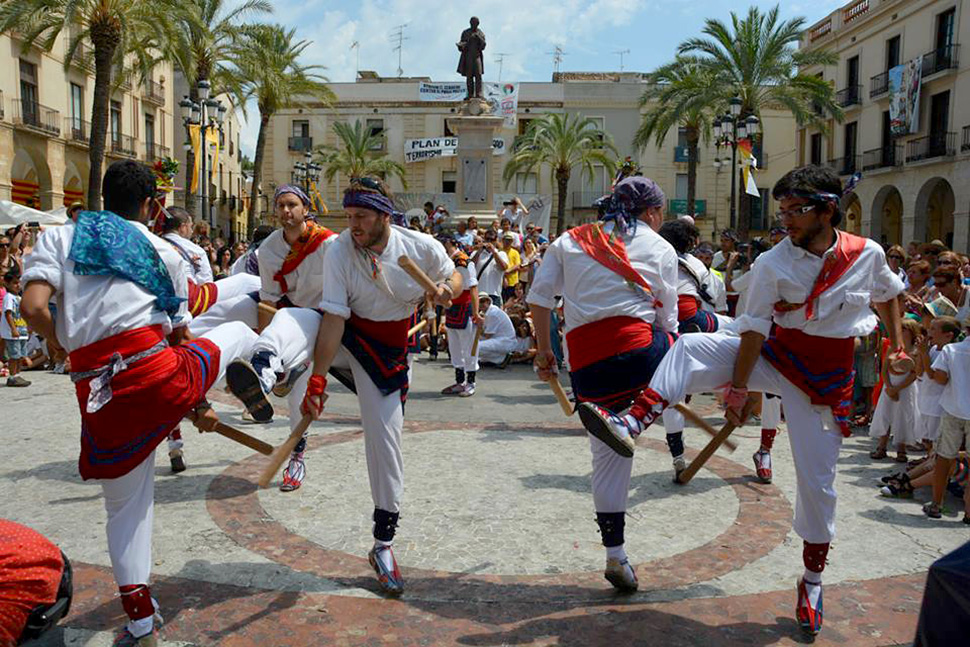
[915,177,955,248]
[63,159,85,207]
[870,184,903,247]
[10,146,51,208]
[841,193,862,235]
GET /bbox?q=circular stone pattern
[258,428,739,576]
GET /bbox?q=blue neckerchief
[69,210,184,321]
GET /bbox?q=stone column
[39,139,66,211]
[0,125,13,202]
[447,104,504,223]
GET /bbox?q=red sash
[273,222,335,294]
[761,326,855,436]
[568,223,656,299]
[70,325,220,479]
[677,294,699,322]
[342,314,410,399]
[0,520,64,644]
[187,280,218,316]
[565,316,654,372]
[774,231,867,320]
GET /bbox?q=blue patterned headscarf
[274,184,311,207]
[602,176,665,234]
[69,211,184,321]
[343,190,395,215]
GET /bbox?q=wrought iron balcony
[145,142,170,161]
[64,117,89,144]
[922,44,959,77]
[835,85,862,108]
[109,134,137,157]
[870,71,889,98]
[288,136,313,152]
[826,155,860,176]
[13,99,60,135]
[143,79,165,105]
[571,191,610,209]
[905,132,955,163]
[963,125,970,153]
[862,145,901,171]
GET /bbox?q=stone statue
[457,16,486,99]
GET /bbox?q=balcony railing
[922,44,959,77]
[842,0,869,24]
[109,134,137,157]
[145,142,170,161]
[826,155,860,176]
[809,19,832,42]
[288,136,312,152]
[862,145,901,171]
[870,71,889,98]
[668,199,707,216]
[571,191,610,209]
[64,117,89,144]
[963,126,970,152]
[835,85,862,108]
[143,79,165,105]
[65,39,93,71]
[905,132,955,163]
[12,99,60,135]
[673,145,699,163]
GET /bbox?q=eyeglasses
[349,176,387,196]
[775,205,816,219]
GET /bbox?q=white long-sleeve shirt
[473,248,508,298]
[527,221,679,335]
[735,233,904,339]
[319,226,455,322]
[483,304,516,342]
[22,221,191,351]
[932,338,970,420]
[162,232,214,284]
[258,228,336,308]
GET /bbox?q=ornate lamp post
[713,97,760,231]
[292,150,322,213]
[179,79,225,227]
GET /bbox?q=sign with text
[404,136,505,163]
[417,82,519,128]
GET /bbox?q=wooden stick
[257,302,277,334]
[407,319,428,338]
[675,420,739,485]
[548,378,574,417]
[258,415,314,488]
[470,325,482,356]
[210,421,274,455]
[398,255,452,306]
[673,403,737,452]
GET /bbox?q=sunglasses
[349,176,387,196]
[0,243,8,248]
[775,205,816,219]
[887,255,905,261]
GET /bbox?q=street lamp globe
[729,96,742,117]
[745,115,760,136]
[179,97,194,122]
[197,79,211,101]
[713,119,722,140]
[216,102,227,125]
[737,122,748,140]
[190,102,201,124]
[721,115,734,136]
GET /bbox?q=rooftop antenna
[547,45,566,76]
[350,41,360,79]
[494,52,510,83]
[389,23,409,77]
[614,49,630,72]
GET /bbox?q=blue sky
[236,0,847,155]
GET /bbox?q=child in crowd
[924,316,970,520]
[870,318,922,462]
[915,316,962,454]
[2,272,30,387]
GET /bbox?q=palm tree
[314,120,407,190]
[503,113,617,236]
[230,24,335,225]
[635,57,722,218]
[678,4,842,236]
[170,0,272,208]
[0,0,188,209]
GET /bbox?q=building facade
[0,29,175,210]
[799,0,969,252]
[260,72,796,239]
[173,71,247,242]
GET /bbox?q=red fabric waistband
[348,314,409,349]
[69,325,166,373]
[566,316,654,372]
[452,289,472,306]
[677,294,699,322]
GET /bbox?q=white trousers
[213,273,261,300]
[252,307,321,377]
[650,332,842,543]
[189,295,258,337]
[478,336,516,365]
[589,432,633,513]
[762,392,782,429]
[100,321,257,593]
[447,321,479,373]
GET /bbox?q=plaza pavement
[1,357,966,646]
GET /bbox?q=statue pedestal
[447,108,505,224]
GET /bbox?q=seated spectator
[886,245,907,286]
[509,316,537,364]
[477,295,518,367]
[454,219,475,249]
[503,282,529,319]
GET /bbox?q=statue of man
[457,16,486,99]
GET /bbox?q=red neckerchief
[568,223,654,296]
[273,222,335,294]
[774,231,867,320]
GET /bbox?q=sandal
[870,447,888,460]
[880,480,914,499]
[895,453,909,463]
[881,471,906,484]
[922,501,943,519]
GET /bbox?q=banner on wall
[404,136,505,163]
[888,56,923,136]
[417,81,519,127]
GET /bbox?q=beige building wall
[262,73,796,240]
[799,0,969,253]
[173,71,247,241]
[0,29,175,211]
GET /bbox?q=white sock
[606,544,627,561]
[622,414,642,434]
[127,615,153,638]
[803,568,822,586]
[374,540,395,571]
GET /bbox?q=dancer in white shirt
[439,235,480,397]
[20,161,257,646]
[579,165,905,636]
[302,177,458,596]
[476,295,517,366]
[528,176,678,592]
